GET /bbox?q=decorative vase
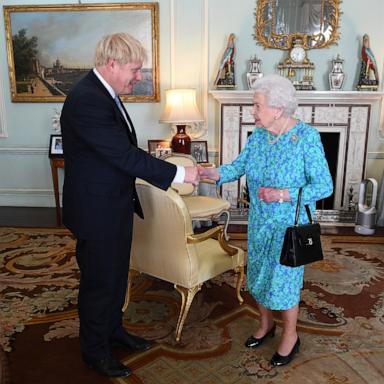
[329,55,345,91]
[171,125,191,154]
[246,55,263,90]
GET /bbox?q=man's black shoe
[111,331,151,352]
[83,355,132,377]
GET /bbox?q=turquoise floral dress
[218,121,333,310]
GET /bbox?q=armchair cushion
[194,238,244,284]
[183,195,230,219]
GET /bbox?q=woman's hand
[197,165,220,181]
[258,187,289,203]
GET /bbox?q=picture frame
[155,147,172,158]
[148,140,171,158]
[4,3,159,103]
[49,134,63,157]
[191,141,209,163]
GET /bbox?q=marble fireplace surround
[210,90,384,223]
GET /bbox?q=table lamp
[159,89,204,154]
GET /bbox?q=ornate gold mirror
[255,0,341,50]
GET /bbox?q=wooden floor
[0,207,383,238]
[0,207,58,227]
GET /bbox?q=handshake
[184,165,220,186]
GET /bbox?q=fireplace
[210,90,383,223]
[318,131,339,209]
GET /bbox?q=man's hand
[197,165,220,181]
[184,166,200,186]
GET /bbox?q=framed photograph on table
[49,134,63,158]
[148,139,171,158]
[191,141,208,163]
[4,3,159,103]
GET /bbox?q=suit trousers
[75,227,133,360]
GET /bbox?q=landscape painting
[4,3,159,102]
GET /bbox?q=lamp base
[171,125,191,154]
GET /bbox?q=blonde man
[61,33,198,378]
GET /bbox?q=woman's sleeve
[288,128,333,206]
[217,134,254,186]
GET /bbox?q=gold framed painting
[3,3,159,103]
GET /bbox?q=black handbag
[280,188,324,267]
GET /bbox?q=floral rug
[0,227,78,352]
[1,227,384,384]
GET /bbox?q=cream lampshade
[159,89,204,154]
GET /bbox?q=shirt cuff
[173,166,185,183]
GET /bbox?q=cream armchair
[123,180,245,342]
[161,153,231,239]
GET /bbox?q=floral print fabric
[218,121,333,310]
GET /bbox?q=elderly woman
[199,74,333,366]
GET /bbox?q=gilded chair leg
[234,266,244,305]
[122,269,139,312]
[174,284,202,342]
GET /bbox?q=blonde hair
[94,33,147,66]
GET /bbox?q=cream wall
[0,0,383,206]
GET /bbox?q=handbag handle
[294,187,313,226]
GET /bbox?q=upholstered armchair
[161,153,231,239]
[123,180,245,342]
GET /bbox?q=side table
[49,157,64,226]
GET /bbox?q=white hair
[253,74,298,116]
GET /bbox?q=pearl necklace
[267,118,290,145]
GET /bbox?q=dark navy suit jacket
[60,70,176,240]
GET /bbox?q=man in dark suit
[60,33,199,378]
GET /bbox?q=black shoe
[111,331,151,352]
[244,323,276,348]
[83,355,132,377]
[270,337,301,367]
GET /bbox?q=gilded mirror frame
[254,0,342,50]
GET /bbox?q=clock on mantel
[277,38,315,91]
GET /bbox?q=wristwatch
[278,189,284,203]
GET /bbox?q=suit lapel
[87,71,138,146]
[115,97,138,146]
[111,101,136,146]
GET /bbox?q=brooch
[291,134,298,142]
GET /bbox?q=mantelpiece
[211,90,384,109]
[210,90,384,223]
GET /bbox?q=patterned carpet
[1,227,384,383]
